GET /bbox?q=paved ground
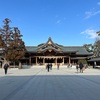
[0,66,100,100]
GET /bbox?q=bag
[82,67,85,71]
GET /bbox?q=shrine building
[21,37,92,66]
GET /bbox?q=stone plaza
[0,66,100,100]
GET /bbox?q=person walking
[67,63,70,68]
[79,62,84,73]
[57,63,60,70]
[76,63,79,73]
[50,63,52,70]
[47,63,50,72]
[4,63,9,75]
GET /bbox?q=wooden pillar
[29,57,31,65]
[36,57,37,65]
[43,58,45,65]
[69,56,70,64]
[63,57,64,64]
[55,58,57,65]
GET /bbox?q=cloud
[97,2,100,5]
[80,28,98,39]
[56,20,61,24]
[85,10,100,19]
[84,2,100,19]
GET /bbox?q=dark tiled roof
[26,46,38,52]
[62,46,92,55]
[25,46,92,55]
[88,57,100,62]
[25,37,93,55]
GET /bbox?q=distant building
[88,57,100,67]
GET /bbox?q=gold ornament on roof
[48,41,52,44]
[49,49,52,52]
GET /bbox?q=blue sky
[0,0,100,46]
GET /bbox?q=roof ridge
[64,46,83,47]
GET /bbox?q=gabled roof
[25,37,93,55]
[37,37,63,52]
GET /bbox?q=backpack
[4,64,8,69]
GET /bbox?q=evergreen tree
[8,27,26,62]
[0,18,12,61]
[96,31,100,36]
[94,31,100,57]
[0,18,26,67]
[83,44,94,52]
[0,35,5,48]
[94,39,100,57]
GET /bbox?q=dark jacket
[79,63,84,69]
[4,64,9,69]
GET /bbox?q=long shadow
[1,74,100,100]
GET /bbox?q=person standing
[76,63,79,73]
[57,63,60,70]
[4,63,9,75]
[93,62,96,68]
[79,62,84,73]
[47,63,50,72]
[50,63,52,70]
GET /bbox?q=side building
[20,37,93,66]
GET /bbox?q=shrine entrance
[45,58,55,63]
[36,56,64,65]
